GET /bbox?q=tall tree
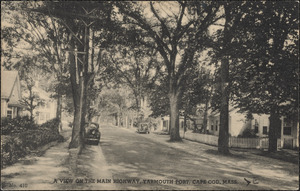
[103,44,161,115]
[206,2,247,154]
[117,1,222,141]
[19,1,115,148]
[230,1,299,152]
[20,75,45,121]
[149,62,213,133]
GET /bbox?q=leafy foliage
[238,128,258,138]
[40,118,60,131]
[1,117,64,169]
[1,116,38,135]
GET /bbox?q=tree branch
[150,2,171,40]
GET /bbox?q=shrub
[1,128,64,169]
[40,118,60,131]
[1,116,38,135]
[1,117,65,168]
[238,128,258,138]
[1,135,27,169]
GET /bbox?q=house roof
[1,70,19,100]
[21,86,53,101]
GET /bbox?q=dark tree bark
[183,111,187,133]
[56,92,63,132]
[218,57,230,154]
[29,86,34,121]
[68,39,83,148]
[169,89,182,141]
[202,98,209,134]
[268,106,281,152]
[217,3,234,155]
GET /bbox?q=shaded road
[100,126,298,190]
[1,126,297,190]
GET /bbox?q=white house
[207,108,299,149]
[207,108,268,137]
[21,85,57,124]
[33,87,57,124]
[280,116,299,148]
[1,70,23,118]
[159,115,195,132]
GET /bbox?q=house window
[163,120,168,128]
[181,121,184,129]
[255,126,259,134]
[254,119,259,133]
[211,125,214,130]
[263,126,268,135]
[215,120,218,131]
[7,110,12,119]
[283,117,292,128]
[283,127,291,135]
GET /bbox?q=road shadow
[253,149,298,164]
[153,131,169,135]
[205,149,246,159]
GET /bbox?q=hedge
[1,116,38,135]
[1,117,64,169]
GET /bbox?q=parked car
[84,122,101,145]
[137,122,150,134]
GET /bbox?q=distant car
[137,122,150,134]
[84,122,101,145]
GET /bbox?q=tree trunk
[29,87,34,122]
[169,91,181,141]
[218,58,230,154]
[117,113,120,127]
[70,101,82,148]
[80,25,90,141]
[202,96,209,134]
[183,111,187,133]
[56,93,62,133]
[80,78,87,145]
[68,39,84,149]
[69,83,84,149]
[268,106,281,152]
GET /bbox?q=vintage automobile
[137,122,151,134]
[84,122,101,145]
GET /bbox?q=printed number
[19,183,28,188]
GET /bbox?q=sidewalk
[1,129,72,190]
[121,127,299,190]
[1,128,116,190]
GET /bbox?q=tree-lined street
[1,1,299,190]
[1,125,298,190]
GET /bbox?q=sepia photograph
[1,1,299,190]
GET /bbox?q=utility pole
[61,7,98,149]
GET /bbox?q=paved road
[1,126,297,190]
[100,126,298,190]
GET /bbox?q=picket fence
[180,131,281,149]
